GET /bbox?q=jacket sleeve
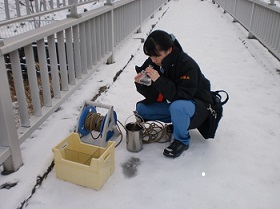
[134,58,165,103]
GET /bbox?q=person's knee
[170,100,182,111]
[136,102,145,116]
[169,100,195,116]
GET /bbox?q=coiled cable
[83,112,123,147]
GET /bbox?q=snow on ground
[1,0,280,208]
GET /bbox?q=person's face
[149,47,172,66]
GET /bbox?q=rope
[83,111,123,147]
[84,112,171,146]
[142,121,171,144]
[84,112,104,132]
[131,112,171,144]
[115,121,124,148]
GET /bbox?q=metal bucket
[125,122,143,152]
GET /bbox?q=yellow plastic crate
[52,132,115,190]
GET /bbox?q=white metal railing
[0,0,168,173]
[0,0,105,39]
[0,19,58,39]
[213,0,280,60]
[0,0,98,21]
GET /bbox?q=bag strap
[214,90,229,106]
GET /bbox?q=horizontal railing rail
[0,0,99,21]
[0,0,168,173]
[0,19,58,39]
[0,0,105,39]
[213,0,280,60]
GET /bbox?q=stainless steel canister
[125,122,143,152]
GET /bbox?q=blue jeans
[136,100,195,145]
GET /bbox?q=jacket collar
[161,46,181,71]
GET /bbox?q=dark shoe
[163,140,189,158]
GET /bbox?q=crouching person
[134,30,213,158]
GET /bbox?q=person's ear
[168,47,173,54]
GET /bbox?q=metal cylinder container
[125,123,143,152]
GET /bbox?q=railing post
[35,0,40,12]
[151,0,155,18]
[269,0,276,6]
[233,0,238,22]
[15,0,21,18]
[248,0,256,39]
[105,0,115,64]
[223,0,227,13]
[67,0,82,18]
[137,0,143,33]
[0,55,23,174]
[4,0,10,20]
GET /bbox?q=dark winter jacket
[135,46,213,106]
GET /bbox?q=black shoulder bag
[198,90,229,139]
